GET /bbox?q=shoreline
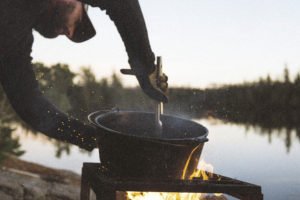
[0,156,85,200]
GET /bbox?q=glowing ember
[126,159,225,200]
[126,192,226,200]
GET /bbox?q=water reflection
[0,95,24,163]
[10,126,98,173]
[0,121,92,165]
[210,112,300,153]
[18,128,92,159]
[198,117,300,200]
[2,110,300,161]
[0,125,24,163]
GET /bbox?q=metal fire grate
[80,163,263,200]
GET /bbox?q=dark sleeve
[0,33,96,151]
[82,0,155,75]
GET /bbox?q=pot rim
[88,110,209,145]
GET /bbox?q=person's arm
[82,0,168,102]
[0,33,96,151]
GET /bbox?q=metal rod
[155,56,163,136]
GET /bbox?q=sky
[32,0,300,88]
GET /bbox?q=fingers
[158,82,168,92]
[137,76,168,103]
[159,73,168,82]
[157,73,168,92]
[145,87,168,103]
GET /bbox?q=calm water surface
[13,118,300,200]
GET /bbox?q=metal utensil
[155,56,163,136]
[120,56,166,136]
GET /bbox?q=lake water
[13,118,300,200]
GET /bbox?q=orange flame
[126,159,225,200]
[189,160,214,180]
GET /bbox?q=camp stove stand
[80,163,263,200]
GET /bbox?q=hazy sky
[32,0,300,88]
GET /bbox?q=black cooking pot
[88,110,208,179]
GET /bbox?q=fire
[126,159,225,200]
[127,192,210,200]
[189,160,214,180]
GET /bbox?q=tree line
[203,67,300,129]
[1,63,300,158]
[201,67,300,152]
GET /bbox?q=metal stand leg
[80,165,91,200]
